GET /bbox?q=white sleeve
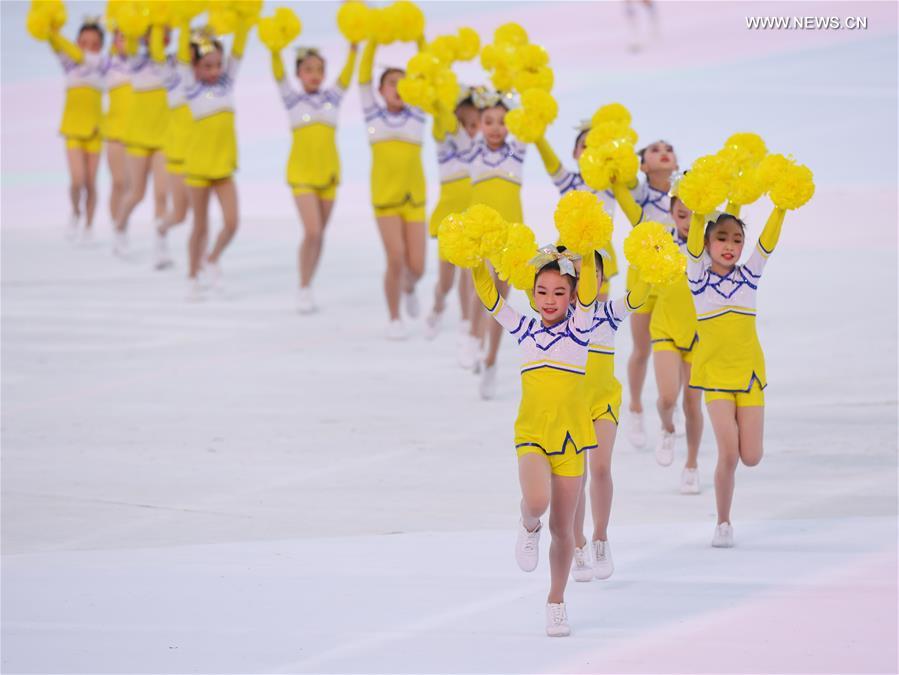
[360,82,378,115]
[226,55,241,82]
[277,76,297,108]
[741,240,770,283]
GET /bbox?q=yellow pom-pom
[494,22,528,46]
[553,191,614,256]
[456,27,480,61]
[676,155,731,215]
[591,103,632,128]
[438,213,482,269]
[504,107,544,143]
[208,4,239,35]
[514,65,553,93]
[493,222,538,291]
[116,2,151,39]
[392,1,425,42]
[258,8,300,51]
[480,43,501,70]
[434,70,459,110]
[462,204,510,258]
[406,51,441,78]
[623,221,686,286]
[275,7,301,39]
[490,66,514,93]
[147,1,172,26]
[723,132,767,167]
[727,167,765,207]
[428,35,459,64]
[769,162,814,210]
[369,7,396,44]
[585,121,637,147]
[232,0,262,21]
[513,43,548,70]
[756,153,791,191]
[521,89,557,125]
[26,6,53,41]
[337,1,370,43]
[169,1,209,25]
[578,141,638,192]
[396,77,425,108]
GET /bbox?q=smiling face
[640,140,677,174]
[706,217,745,273]
[481,105,508,149]
[379,69,405,112]
[670,196,692,240]
[534,267,575,325]
[77,26,103,53]
[194,48,223,85]
[456,103,480,138]
[572,129,588,161]
[297,54,325,93]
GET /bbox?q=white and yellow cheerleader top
[588,287,647,358]
[632,179,673,225]
[359,84,426,147]
[468,135,526,188]
[183,57,239,122]
[128,49,168,94]
[276,50,355,132]
[436,127,475,184]
[48,33,103,139]
[164,55,190,109]
[473,254,599,455]
[102,52,130,91]
[534,138,615,216]
[686,208,786,392]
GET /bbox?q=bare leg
[160,172,190,232]
[736,406,764,467]
[707,399,740,524]
[65,146,87,220]
[375,215,406,320]
[83,151,101,229]
[293,193,327,288]
[682,363,703,469]
[207,178,238,264]
[151,151,168,222]
[589,420,618,542]
[432,259,456,314]
[106,140,130,224]
[187,185,211,279]
[402,219,426,292]
[457,270,472,322]
[547,473,582,604]
[653,349,681,433]
[627,312,652,413]
[116,153,152,231]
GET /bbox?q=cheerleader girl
[101,29,132,238]
[472,245,597,636]
[686,206,786,547]
[358,40,427,338]
[45,20,104,240]
[114,22,171,256]
[179,21,252,297]
[423,93,480,340]
[612,176,704,494]
[154,24,194,269]
[570,250,650,581]
[465,90,527,397]
[269,41,358,313]
[535,128,619,300]
[624,139,678,448]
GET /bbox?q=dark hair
[455,95,475,111]
[535,245,577,293]
[638,139,674,163]
[573,128,589,154]
[78,22,105,45]
[379,67,405,89]
[190,40,224,64]
[704,213,746,240]
[593,251,605,277]
[295,50,325,72]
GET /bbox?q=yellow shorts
[166,159,184,175]
[374,201,426,223]
[652,338,696,363]
[65,133,102,154]
[703,381,765,407]
[516,443,585,477]
[126,144,160,158]
[593,402,620,425]
[294,184,337,201]
[184,174,232,188]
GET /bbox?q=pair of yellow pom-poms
[578,103,640,192]
[337,1,424,45]
[257,7,302,52]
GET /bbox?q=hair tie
[528,245,581,278]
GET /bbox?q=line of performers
[35,7,810,638]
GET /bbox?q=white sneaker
[385,319,408,341]
[570,544,593,582]
[79,227,95,245]
[204,260,222,288]
[673,407,686,437]
[515,520,541,572]
[459,335,481,370]
[66,214,80,241]
[712,522,734,548]
[680,467,701,494]
[626,412,647,449]
[655,429,676,467]
[545,602,571,637]
[424,311,442,340]
[186,278,204,302]
[154,231,172,269]
[403,290,420,318]
[112,230,129,257]
[479,363,497,400]
[592,540,614,579]
[296,287,316,315]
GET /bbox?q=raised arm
[358,40,376,86]
[758,206,786,255]
[270,48,285,81]
[611,179,644,227]
[336,43,359,89]
[149,23,166,63]
[686,212,705,260]
[48,31,83,64]
[231,23,251,60]
[472,262,525,333]
[535,137,561,176]
[177,21,191,65]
